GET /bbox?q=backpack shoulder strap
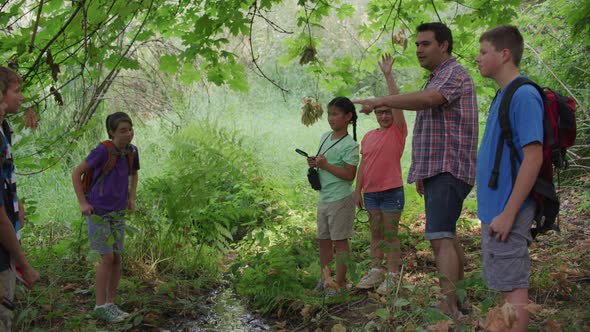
[89,140,119,193]
[489,77,539,189]
[99,140,119,176]
[1,120,11,145]
[127,144,136,174]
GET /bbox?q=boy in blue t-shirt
[475,26,544,331]
[0,67,40,331]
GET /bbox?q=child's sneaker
[108,304,130,320]
[376,272,397,295]
[356,268,384,289]
[93,305,125,323]
[314,279,324,292]
[325,287,344,298]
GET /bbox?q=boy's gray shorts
[481,203,535,292]
[86,212,125,255]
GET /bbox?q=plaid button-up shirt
[407,58,478,186]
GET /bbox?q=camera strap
[316,133,348,157]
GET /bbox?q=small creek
[168,287,272,332]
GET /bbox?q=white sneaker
[356,268,384,289]
[376,272,397,295]
[107,304,130,320]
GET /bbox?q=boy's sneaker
[376,272,397,295]
[93,305,125,323]
[108,304,130,320]
[325,287,344,298]
[356,268,384,289]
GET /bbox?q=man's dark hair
[480,25,524,66]
[417,22,453,54]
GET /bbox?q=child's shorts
[481,203,535,292]
[363,186,404,213]
[86,211,126,255]
[423,172,472,240]
[317,194,355,241]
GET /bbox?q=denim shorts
[86,211,126,255]
[423,173,472,240]
[481,203,534,291]
[363,186,405,213]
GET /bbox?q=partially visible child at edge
[476,25,544,332]
[0,67,40,332]
[307,97,359,294]
[72,112,139,323]
[354,54,407,295]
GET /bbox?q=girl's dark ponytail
[327,97,358,141]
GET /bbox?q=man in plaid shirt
[354,22,478,318]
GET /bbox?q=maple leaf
[484,302,518,332]
[24,108,39,129]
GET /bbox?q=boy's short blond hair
[480,25,524,66]
[0,67,22,94]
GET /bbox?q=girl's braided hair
[327,97,357,141]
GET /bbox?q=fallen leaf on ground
[484,302,517,332]
[367,291,386,304]
[426,320,452,332]
[331,323,347,332]
[525,303,543,315]
[322,266,339,289]
[544,319,562,332]
[62,283,78,291]
[144,313,160,324]
[300,304,312,318]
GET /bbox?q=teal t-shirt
[316,132,359,203]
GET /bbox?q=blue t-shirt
[85,143,140,213]
[476,77,544,224]
[0,128,19,226]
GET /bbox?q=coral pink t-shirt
[360,122,407,193]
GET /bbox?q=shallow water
[170,287,271,332]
